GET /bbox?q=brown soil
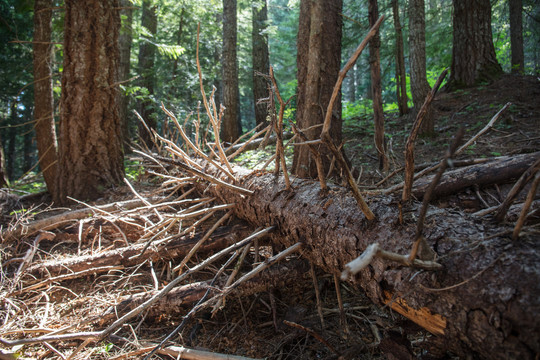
[0,74,539,359]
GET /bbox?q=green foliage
[2,0,539,184]
[125,158,144,181]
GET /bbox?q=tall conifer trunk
[137,0,157,148]
[509,0,524,73]
[222,0,241,143]
[368,0,387,171]
[252,0,270,127]
[448,0,502,87]
[55,0,124,205]
[392,0,409,116]
[118,0,133,146]
[292,0,342,178]
[409,0,433,135]
[33,0,58,193]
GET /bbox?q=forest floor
[0,74,539,360]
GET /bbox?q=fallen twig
[513,169,540,240]
[402,68,449,203]
[135,150,254,196]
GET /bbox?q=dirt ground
[0,74,539,359]
[345,74,540,186]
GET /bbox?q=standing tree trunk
[252,0,270,128]
[409,0,433,135]
[171,5,185,79]
[22,102,34,173]
[509,0,524,73]
[118,0,133,147]
[346,53,356,103]
[392,0,409,116]
[0,136,7,187]
[137,0,157,148]
[448,0,503,88]
[6,102,18,181]
[368,0,388,171]
[292,0,342,178]
[222,0,241,143]
[33,0,58,193]
[55,0,124,205]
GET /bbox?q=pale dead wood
[195,23,233,175]
[268,66,291,190]
[135,150,254,196]
[0,227,275,347]
[161,103,236,181]
[9,265,124,296]
[25,224,250,277]
[1,199,146,242]
[157,344,262,360]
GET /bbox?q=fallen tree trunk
[185,159,539,359]
[411,151,540,199]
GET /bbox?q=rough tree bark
[222,0,241,143]
[118,0,133,146]
[0,136,7,187]
[391,0,409,116]
[368,0,388,171]
[55,0,124,204]
[411,151,540,199]
[187,160,539,359]
[292,0,342,178]
[448,0,503,88]
[409,0,433,135]
[22,102,34,173]
[137,0,158,148]
[33,0,58,193]
[509,0,524,73]
[5,102,17,180]
[252,0,270,127]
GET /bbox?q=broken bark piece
[383,290,446,336]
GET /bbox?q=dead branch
[408,128,464,262]
[0,227,275,347]
[157,344,262,360]
[319,16,385,221]
[268,66,291,189]
[495,157,540,222]
[195,23,233,175]
[513,169,540,240]
[135,150,253,196]
[402,68,449,203]
[24,225,250,277]
[1,198,147,242]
